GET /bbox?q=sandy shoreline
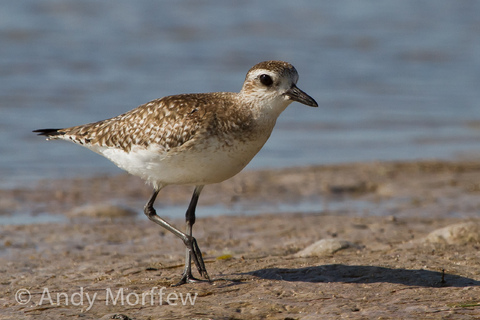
[1,159,480,319]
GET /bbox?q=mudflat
[1,160,480,319]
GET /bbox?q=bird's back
[54,92,249,152]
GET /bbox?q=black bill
[285,84,318,107]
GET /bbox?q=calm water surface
[1,1,480,189]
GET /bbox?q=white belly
[89,134,269,188]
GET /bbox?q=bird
[34,60,318,286]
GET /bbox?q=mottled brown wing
[61,94,220,152]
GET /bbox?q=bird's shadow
[246,264,480,288]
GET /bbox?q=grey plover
[34,60,318,285]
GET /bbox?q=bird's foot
[183,235,210,281]
[172,272,210,287]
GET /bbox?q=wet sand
[1,160,480,319]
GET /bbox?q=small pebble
[295,239,353,257]
[425,222,480,245]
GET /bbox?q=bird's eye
[259,74,273,86]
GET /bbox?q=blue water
[1,1,480,189]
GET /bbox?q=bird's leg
[174,185,211,286]
[143,187,209,286]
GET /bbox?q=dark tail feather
[33,128,65,137]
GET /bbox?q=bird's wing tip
[33,128,64,137]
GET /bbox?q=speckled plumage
[59,92,253,152]
[34,60,318,285]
